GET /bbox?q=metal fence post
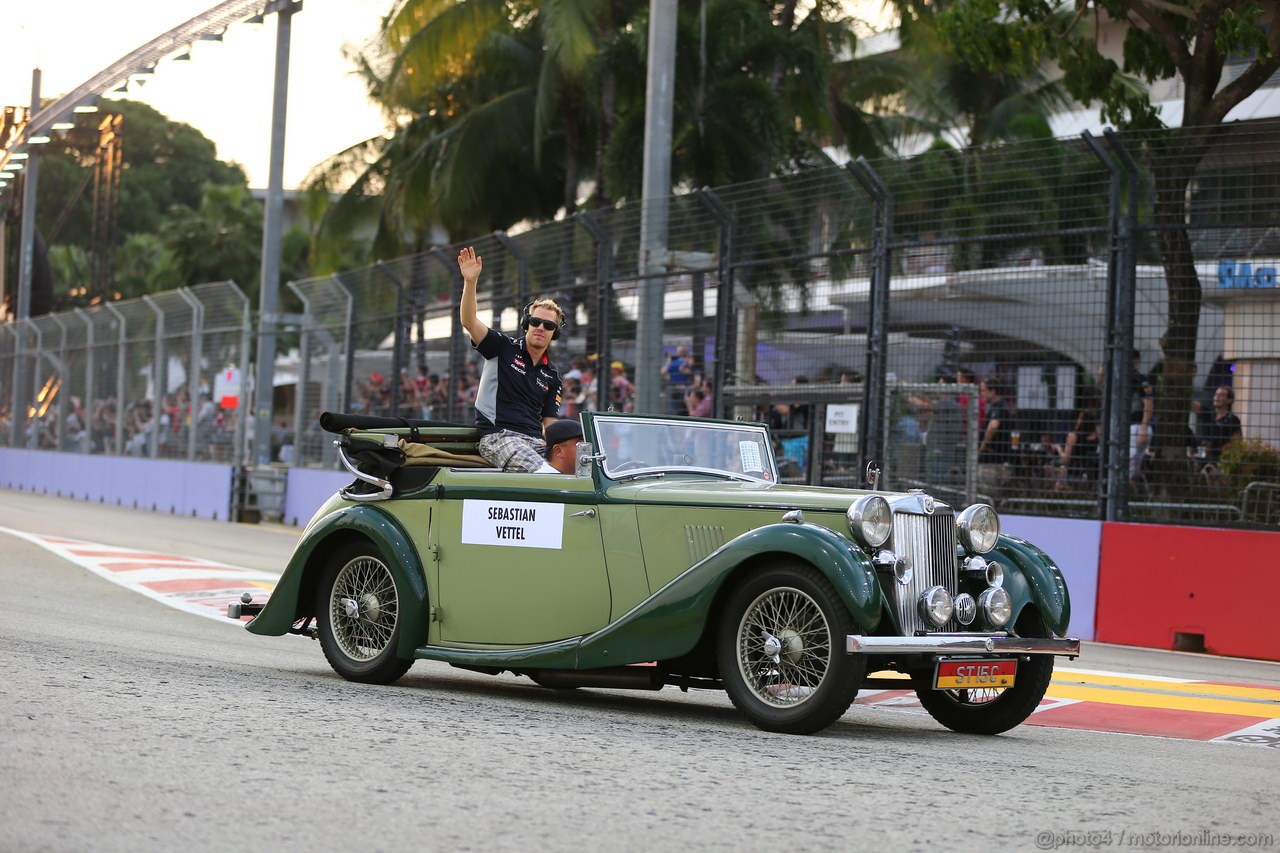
[1083,131,1137,522]
[847,158,893,475]
[288,280,313,466]
[49,314,71,451]
[141,295,165,459]
[179,287,204,461]
[692,189,735,419]
[24,319,43,449]
[5,324,20,447]
[428,247,467,423]
[1107,130,1142,522]
[330,273,357,430]
[493,230,532,313]
[104,302,127,456]
[576,212,614,413]
[74,308,94,455]
[374,262,407,415]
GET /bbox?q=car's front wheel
[910,616,1055,735]
[717,562,864,735]
[315,542,414,684]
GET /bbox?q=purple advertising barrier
[284,468,349,527]
[0,448,234,521]
[1001,514,1101,641]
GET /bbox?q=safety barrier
[0,448,234,520]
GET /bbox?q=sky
[1,0,392,189]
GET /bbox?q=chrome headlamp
[978,587,1012,628]
[848,495,892,550]
[957,504,1000,555]
[919,586,954,627]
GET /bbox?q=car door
[433,474,610,645]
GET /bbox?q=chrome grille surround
[887,497,958,635]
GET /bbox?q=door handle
[570,509,597,518]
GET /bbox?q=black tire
[717,562,865,735]
[315,541,414,685]
[912,653,1054,735]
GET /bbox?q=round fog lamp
[957,504,1000,554]
[954,593,977,626]
[918,585,954,627]
[979,586,1012,628]
[848,495,892,549]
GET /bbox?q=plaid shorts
[478,429,548,472]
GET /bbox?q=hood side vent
[685,525,727,563]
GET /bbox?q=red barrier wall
[1096,522,1280,661]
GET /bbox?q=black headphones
[520,300,566,341]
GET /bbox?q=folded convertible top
[319,411,468,434]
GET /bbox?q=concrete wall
[0,448,234,520]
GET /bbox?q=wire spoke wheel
[316,543,414,685]
[912,616,1056,735]
[738,587,832,708]
[718,562,864,735]
[330,556,399,661]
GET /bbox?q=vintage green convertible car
[233,410,1079,735]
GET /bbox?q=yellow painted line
[867,671,910,681]
[1045,683,1273,718]
[1052,671,1280,702]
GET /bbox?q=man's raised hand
[458,246,483,282]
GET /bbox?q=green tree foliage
[28,99,251,308]
[307,0,870,253]
[602,0,831,200]
[937,0,1280,487]
[158,184,263,299]
[35,100,246,251]
[112,233,181,301]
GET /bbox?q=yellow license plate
[934,659,1017,690]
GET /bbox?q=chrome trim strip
[336,442,394,502]
[846,634,1081,656]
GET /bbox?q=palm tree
[308,0,636,257]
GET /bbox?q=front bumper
[846,633,1080,656]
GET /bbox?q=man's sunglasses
[526,317,559,331]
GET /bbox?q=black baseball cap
[544,418,583,448]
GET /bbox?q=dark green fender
[991,535,1071,638]
[245,504,431,659]
[573,522,882,669]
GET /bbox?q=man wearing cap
[458,246,566,471]
[537,418,583,475]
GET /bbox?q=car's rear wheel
[911,616,1055,735]
[717,562,864,735]
[316,542,414,684]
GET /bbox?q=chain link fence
[1,282,250,464]
[5,122,1280,528]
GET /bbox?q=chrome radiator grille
[891,511,959,635]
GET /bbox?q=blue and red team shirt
[473,328,562,439]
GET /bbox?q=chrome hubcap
[736,586,831,708]
[330,556,398,662]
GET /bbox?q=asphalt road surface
[1,490,1276,853]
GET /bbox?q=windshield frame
[584,413,779,484]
